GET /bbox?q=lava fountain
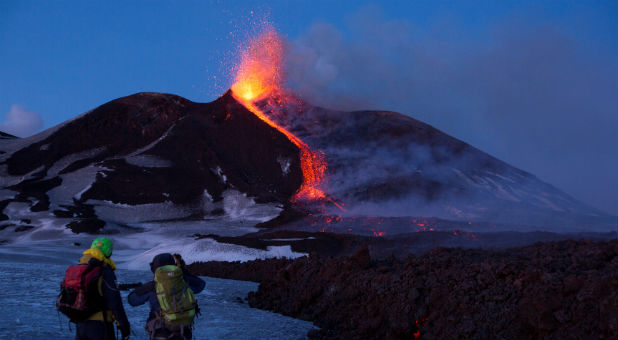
[230,28,329,203]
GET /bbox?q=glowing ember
[414,317,429,339]
[231,28,283,102]
[230,27,328,202]
[371,229,385,237]
[451,230,478,240]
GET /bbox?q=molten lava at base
[229,27,330,203]
[232,94,328,202]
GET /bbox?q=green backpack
[154,265,197,326]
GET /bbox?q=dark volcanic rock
[6,93,191,177]
[81,91,303,204]
[66,219,105,234]
[187,257,294,283]
[0,91,303,222]
[198,229,616,262]
[8,177,61,212]
[245,239,618,340]
[52,202,97,219]
[14,225,34,232]
[0,200,9,221]
[0,223,16,231]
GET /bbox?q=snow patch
[0,202,31,219]
[222,190,282,222]
[451,168,476,187]
[46,147,106,178]
[266,237,316,241]
[203,190,213,202]
[0,189,18,201]
[0,165,45,187]
[215,167,227,183]
[123,122,177,157]
[75,184,92,200]
[91,200,192,223]
[125,155,172,168]
[533,195,565,212]
[117,238,306,270]
[492,172,517,184]
[15,218,75,242]
[277,157,291,175]
[47,165,103,206]
[484,176,521,202]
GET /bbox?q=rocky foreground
[189,238,618,339]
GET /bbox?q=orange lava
[414,317,429,339]
[371,229,385,237]
[231,29,282,102]
[230,27,328,201]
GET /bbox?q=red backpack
[56,263,103,322]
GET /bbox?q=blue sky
[1,0,616,214]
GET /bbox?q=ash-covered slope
[255,94,614,231]
[0,92,302,230]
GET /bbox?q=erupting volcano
[230,28,328,203]
[0,24,612,240]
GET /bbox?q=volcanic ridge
[0,90,614,238]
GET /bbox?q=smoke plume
[283,7,618,215]
[0,104,44,137]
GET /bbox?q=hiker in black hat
[127,253,205,340]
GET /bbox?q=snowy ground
[0,201,316,339]
[1,215,308,270]
[0,247,316,339]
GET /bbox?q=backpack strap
[80,262,98,290]
[82,261,106,317]
[171,286,178,313]
[146,311,169,339]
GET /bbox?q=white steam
[0,104,44,137]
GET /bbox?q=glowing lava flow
[230,28,328,202]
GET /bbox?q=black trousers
[75,320,116,340]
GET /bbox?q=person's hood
[150,253,175,273]
[79,247,117,270]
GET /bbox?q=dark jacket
[127,254,205,323]
[96,259,131,326]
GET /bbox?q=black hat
[149,253,176,273]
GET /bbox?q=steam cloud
[0,104,44,137]
[283,7,618,215]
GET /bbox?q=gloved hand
[119,324,130,340]
[172,253,186,269]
